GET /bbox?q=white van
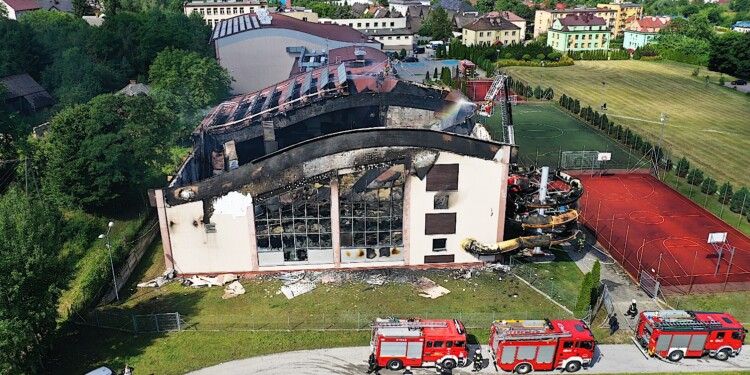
[428,41,444,49]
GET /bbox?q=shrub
[686,168,704,186]
[701,177,717,195]
[522,54,531,61]
[536,53,545,60]
[692,67,700,77]
[589,260,601,305]
[730,187,750,213]
[575,272,594,312]
[640,55,663,61]
[718,182,733,204]
[675,157,690,177]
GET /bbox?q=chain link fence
[507,258,583,317]
[75,310,184,333]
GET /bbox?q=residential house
[279,9,318,22]
[1,0,41,19]
[321,13,412,50]
[623,16,670,51]
[117,80,151,96]
[449,11,477,37]
[731,21,750,33]
[547,13,610,51]
[390,0,426,15]
[184,0,268,28]
[405,4,429,34]
[597,2,643,37]
[34,0,72,12]
[1,74,55,114]
[462,16,522,46]
[432,0,477,14]
[485,11,527,40]
[534,7,617,37]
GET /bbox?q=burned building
[152,60,517,275]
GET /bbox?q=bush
[701,177,717,195]
[640,56,663,61]
[575,272,594,312]
[536,53,545,60]
[522,54,531,61]
[675,157,690,177]
[686,168,704,186]
[718,182,733,204]
[590,260,601,305]
[730,187,750,213]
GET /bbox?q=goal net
[560,151,600,170]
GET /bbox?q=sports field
[575,173,750,294]
[484,103,640,169]
[504,60,750,188]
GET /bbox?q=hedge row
[507,76,555,101]
[567,49,629,61]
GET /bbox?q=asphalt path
[187,345,750,374]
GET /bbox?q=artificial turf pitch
[576,173,750,294]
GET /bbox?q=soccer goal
[560,151,600,170]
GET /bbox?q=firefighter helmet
[476,349,481,354]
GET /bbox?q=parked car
[84,367,115,375]
[403,56,419,62]
[731,79,747,85]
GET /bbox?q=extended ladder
[371,320,447,329]
[492,320,572,341]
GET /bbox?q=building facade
[597,2,643,37]
[184,0,268,28]
[534,7,616,37]
[623,16,669,51]
[1,0,40,19]
[462,16,522,46]
[320,16,413,50]
[547,14,610,51]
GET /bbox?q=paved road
[187,345,750,374]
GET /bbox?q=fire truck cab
[370,318,469,371]
[489,319,596,374]
[635,310,747,362]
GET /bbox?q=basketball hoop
[708,232,735,276]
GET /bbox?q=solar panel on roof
[284,80,297,101]
[232,17,239,33]
[318,67,330,89]
[220,20,228,38]
[337,63,347,85]
[300,72,313,96]
[212,24,221,40]
[251,15,259,29]
[239,16,246,31]
[261,86,277,111]
[245,94,259,117]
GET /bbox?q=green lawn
[503,60,750,188]
[484,103,640,169]
[666,291,750,325]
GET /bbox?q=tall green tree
[42,94,177,210]
[730,187,750,213]
[686,168,704,186]
[675,156,690,177]
[718,181,733,204]
[575,272,593,313]
[72,0,92,17]
[149,47,231,131]
[590,260,601,307]
[419,6,452,41]
[0,188,65,374]
[701,177,717,195]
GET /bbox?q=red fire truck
[370,318,469,371]
[634,310,747,362]
[489,319,596,374]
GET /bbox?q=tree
[0,2,7,18]
[533,85,542,99]
[686,168,704,186]
[718,181,733,204]
[575,272,593,313]
[675,157,690,177]
[149,48,231,132]
[434,67,438,78]
[730,187,750,213]
[72,0,91,17]
[573,99,580,114]
[42,94,178,210]
[425,70,430,81]
[701,177,717,195]
[0,188,65,374]
[400,48,407,59]
[590,260,601,307]
[419,6,452,40]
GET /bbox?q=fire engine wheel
[564,361,582,373]
[715,349,730,361]
[386,359,403,371]
[441,359,457,369]
[515,363,532,374]
[668,350,684,362]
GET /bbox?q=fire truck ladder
[655,320,722,330]
[371,320,448,329]
[483,72,515,144]
[492,322,573,341]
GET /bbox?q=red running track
[574,173,750,294]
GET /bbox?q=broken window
[339,165,405,262]
[254,179,332,264]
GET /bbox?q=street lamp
[657,113,669,156]
[540,61,545,88]
[98,221,119,302]
[601,81,607,110]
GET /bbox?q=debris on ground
[412,277,451,299]
[365,274,386,286]
[281,281,317,299]
[222,280,246,299]
[183,274,239,288]
[137,277,167,288]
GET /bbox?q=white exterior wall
[371,34,414,49]
[185,2,267,28]
[164,195,255,274]
[406,152,507,265]
[320,17,408,29]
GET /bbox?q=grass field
[504,60,750,188]
[50,240,570,374]
[484,103,640,169]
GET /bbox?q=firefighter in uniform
[472,349,484,372]
[609,313,619,336]
[366,351,379,375]
[626,299,638,318]
[403,366,413,375]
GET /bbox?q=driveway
[187,345,750,374]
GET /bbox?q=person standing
[472,349,484,372]
[367,352,379,375]
[403,366,413,375]
[123,365,132,375]
[626,299,638,318]
[609,313,619,336]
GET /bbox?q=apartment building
[184,0,268,28]
[534,7,616,37]
[547,13,611,51]
[597,2,643,36]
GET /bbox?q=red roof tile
[266,13,372,43]
[2,0,41,11]
[631,16,670,32]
